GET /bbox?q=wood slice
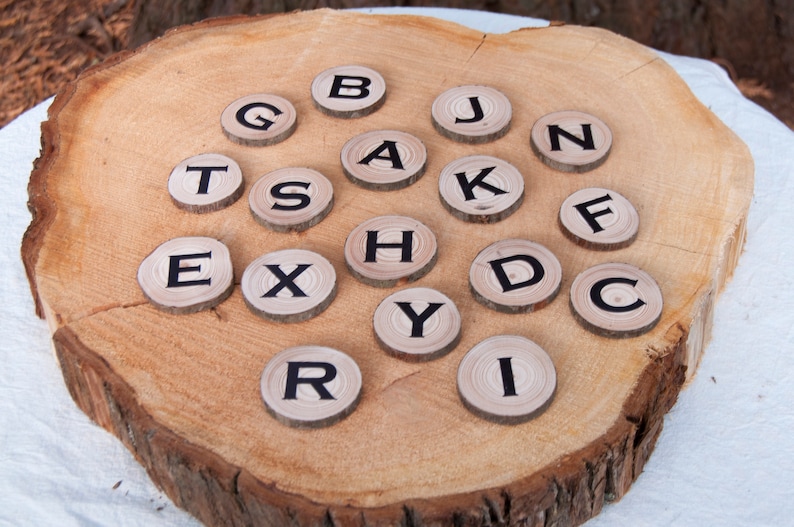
[438,155,525,223]
[373,286,462,362]
[260,345,362,429]
[530,110,613,172]
[22,10,754,527]
[240,248,337,323]
[167,153,245,213]
[248,167,334,232]
[431,85,513,143]
[457,335,557,425]
[311,64,387,118]
[558,187,640,249]
[340,129,428,190]
[469,239,563,313]
[221,93,298,146]
[136,236,235,314]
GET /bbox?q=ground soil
[2,0,792,130]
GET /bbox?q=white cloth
[1,8,792,527]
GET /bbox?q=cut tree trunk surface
[23,9,753,527]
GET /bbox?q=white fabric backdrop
[1,7,792,526]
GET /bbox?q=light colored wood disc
[167,153,244,213]
[457,335,556,424]
[469,239,562,313]
[431,85,512,143]
[311,65,387,118]
[221,93,297,146]
[438,155,525,223]
[340,130,427,190]
[248,167,334,232]
[260,345,362,429]
[530,110,612,172]
[344,215,437,287]
[136,236,234,314]
[570,262,663,338]
[559,187,640,249]
[373,287,462,362]
[241,249,337,323]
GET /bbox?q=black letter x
[262,264,312,297]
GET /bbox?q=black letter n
[548,123,595,151]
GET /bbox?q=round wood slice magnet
[241,249,337,322]
[438,155,524,223]
[248,167,334,232]
[311,65,387,118]
[373,287,462,361]
[530,110,612,172]
[340,130,427,190]
[167,153,244,213]
[260,345,362,429]
[137,236,234,314]
[457,335,556,424]
[570,262,663,338]
[344,215,437,287]
[431,85,512,143]
[559,187,639,249]
[221,93,297,146]
[469,239,562,313]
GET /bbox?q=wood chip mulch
[1,0,791,130]
[1,0,134,128]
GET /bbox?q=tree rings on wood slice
[530,110,612,172]
[344,215,438,287]
[221,93,297,146]
[559,187,639,249]
[570,262,663,338]
[439,155,524,223]
[167,153,244,213]
[431,85,512,143]
[136,236,234,314]
[248,167,334,232]
[373,287,462,361]
[457,335,556,424]
[469,239,562,313]
[340,130,427,190]
[260,345,362,429]
[311,65,387,118]
[241,249,337,323]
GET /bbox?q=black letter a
[358,141,404,170]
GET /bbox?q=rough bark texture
[51,322,687,526]
[130,0,794,88]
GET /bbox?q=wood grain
[373,286,462,361]
[530,110,613,172]
[167,153,244,213]
[260,345,362,428]
[457,334,557,424]
[558,187,640,249]
[311,64,387,118]
[340,129,428,190]
[22,9,753,527]
[248,167,334,232]
[438,155,525,223]
[431,85,512,143]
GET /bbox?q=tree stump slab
[22,9,753,527]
